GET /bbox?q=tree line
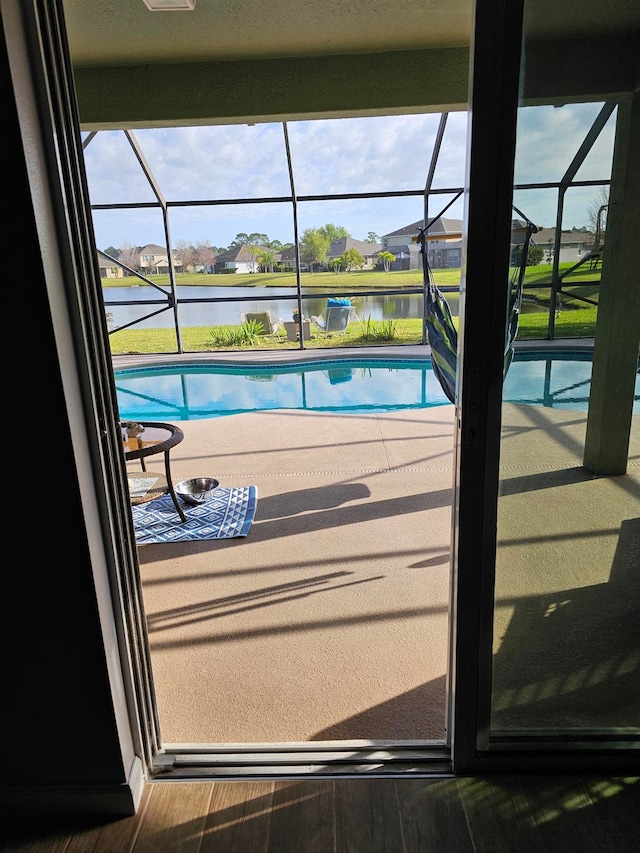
[103,224,396,273]
[102,188,608,274]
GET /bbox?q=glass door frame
[451,0,639,773]
[14,0,638,781]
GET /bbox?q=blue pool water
[114,352,640,422]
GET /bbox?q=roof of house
[382,244,413,256]
[97,256,118,269]
[278,246,298,261]
[215,245,269,263]
[137,243,167,255]
[327,237,382,258]
[277,239,381,263]
[531,228,595,247]
[382,217,464,239]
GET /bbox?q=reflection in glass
[491,15,638,738]
[513,103,608,185]
[573,110,616,182]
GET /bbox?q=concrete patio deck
[132,401,456,746]
[119,346,639,747]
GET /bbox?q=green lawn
[103,268,460,289]
[522,262,601,286]
[521,263,601,309]
[108,307,597,355]
[105,262,600,355]
[104,262,599,294]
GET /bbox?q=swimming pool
[114,352,640,422]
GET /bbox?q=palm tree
[378,250,396,272]
[258,249,277,272]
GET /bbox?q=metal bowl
[175,477,220,506]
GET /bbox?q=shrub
[357,314,398,341]
[208,319,264,346]
[512,244,545,266]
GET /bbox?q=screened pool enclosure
[83,104,616,355]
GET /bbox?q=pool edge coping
[112,340,595,372]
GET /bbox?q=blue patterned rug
[132,486,258,544]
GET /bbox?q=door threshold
[151,741,451,779]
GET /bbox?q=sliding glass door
[453,0,639,770]
[490,1,639,745]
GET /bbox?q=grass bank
[102,261,600,293]
[102,268,461,289]
[108,307,597,355]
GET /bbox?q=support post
[584,94,640,475]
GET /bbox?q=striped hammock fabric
[419,218,536,405]
[425,268,458,404]
[504,220,536,376]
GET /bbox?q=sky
[82,103,615,253]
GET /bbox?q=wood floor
[3,775,639,852]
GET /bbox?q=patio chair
[311,299,354,337]
[240,309,284,335]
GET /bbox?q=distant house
[277,237,381,272]
[193,258,218,274]
[382,219,597,271]
[137,243,183,276]
[381,217,464,269]
[214,245,265,274]
[327,236,382,269]
[277,246,299,271]
[529,227,595,264]
[379,243,413,271]
[97,255,123,279]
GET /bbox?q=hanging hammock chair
[417,216,537,404]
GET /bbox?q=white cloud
[84,105,614,251]
[514,102,614,185]
[134,125,292,200]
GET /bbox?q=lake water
[104,285,550,331]
[103,285,437,330]
[103,283,547,331]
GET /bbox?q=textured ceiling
[62,0,474,67]
[62,0,639,69]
